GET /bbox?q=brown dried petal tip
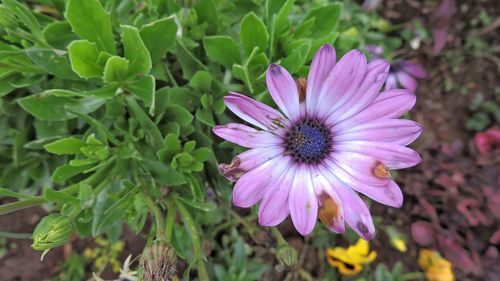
[296,77,307,102]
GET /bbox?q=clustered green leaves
[0,0,403,279]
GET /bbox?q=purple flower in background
[365,44,427,92]
[213,44,422,239]
[386,60,427,92]
[432,0,455,53]
[362,0,382,11]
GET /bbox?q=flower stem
[0,157,117,217]
[271,227,287,246]
[165,197,176,243]
[144,195,165,239]
[0,197,45,216]
[173,193,209,281]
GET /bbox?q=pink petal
[324,159,403,208]
[330,152,391,186]
[384,73,398,90]
[400,62,427,78]
[315,50,367,120]
[212,123,283,148]
[266,64,300,120]
[310,168,345,233]
[432,0,455,53]
[306,44,336,117]
[333,141,421,169]
[334,119,423,146]
[289,166,318,236]
[219,146,284,182]
[258,166,296,226]
[325,59,389,125]
[224,92,288,133]
[232,156,290,208]
[334,89,416,131]
[396,71,417,92]
[320,166,375,240]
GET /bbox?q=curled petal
[219,146,284,181]
[213,123,283,148]
[325,159,403,208]
[331,152,391,186]
[266,64,300,120]
[224,92,288,133]
[320,166,376,240]
[310,168,345,233]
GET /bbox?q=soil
[1,0,499,280]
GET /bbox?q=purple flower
[432,0,455,53]
[213,45,422,239]
[385,60,427,92]
[362,0,382,11]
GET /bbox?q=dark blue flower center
[286,120,331,163]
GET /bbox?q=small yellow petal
[393,238,407,252]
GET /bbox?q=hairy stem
[174,194,209,281]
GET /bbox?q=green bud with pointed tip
[31,214,73,251]
[276,244,298,268]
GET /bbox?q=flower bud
[140,240,177,281]
[31,214,73,251]
[276,244,298,268]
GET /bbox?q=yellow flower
[392,238,407,253]
[418,249,454,281]
[326,239,377,276]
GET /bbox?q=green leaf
[195,108,214,126]
[52,164,90,182]
[177,196,216,212]
[0,187,31,199]
[79,184,95,209]
[43,21,78,49]
[282,40,311,74]
[65,0,116,54]
[125,75,155,114]
[303,3,342,38]
[189,71,212,91]
[275,0,294,34]
[68,40,103,79]
[175,37,206,79]
[3,0,44,42]
[103,56,129,83]
[194,0,218,28]
[25,48,78,80]
[44,137,85,155]
[203,36,241,68]
[18,94,105,121]
[240,12,269,56]
[165,105,194,126]
[43,188,79,205]
[140,18,177,61]
[121,25,152,76]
